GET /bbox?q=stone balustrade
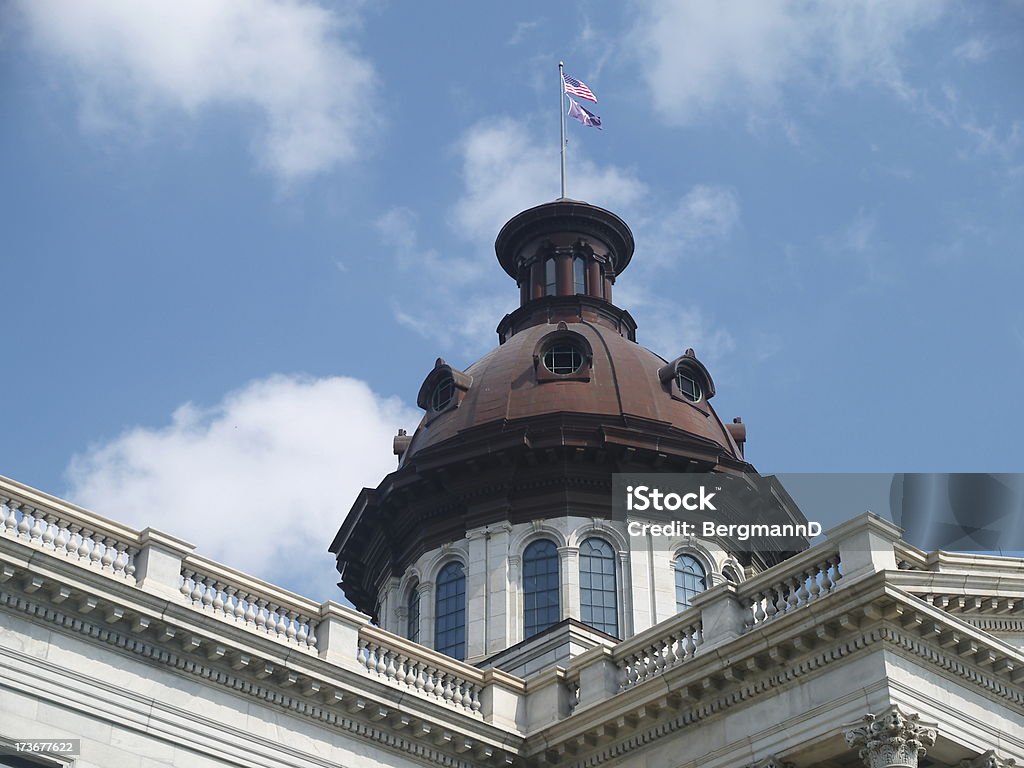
[613,606,704,691]
[0,478,139,580]
[736,543,843,631]
[357,625,485,716]
[179,555,321,651]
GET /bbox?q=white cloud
[451,118,648,245]
[65,375,418,600]
[630,0,946,125]
[953,37,994,63]
[16,0,377,182]
[643,185,740,265]
[616,283,735,364]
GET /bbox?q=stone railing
[613,605,704,691]
[180,555,321,651]
[357,624,485,716]
[0,477,140,580]
[736,543,843,632]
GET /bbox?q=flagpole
[559,60,567,199]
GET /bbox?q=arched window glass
[573,255,586,295]
[674,554,707,611]
[545,256,557,296]
[435,562,466,660]
[407,583,420,643]
[579,538,618,636]
[523,540,560,638]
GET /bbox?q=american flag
[562,73,597,103]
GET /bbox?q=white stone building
[2,201,1022,768]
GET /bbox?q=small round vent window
[543,343,584,375]
[431,377,455,411]
[675,371,702,403]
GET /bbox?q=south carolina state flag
[567,98,602,129]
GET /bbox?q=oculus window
[543,343,584,375]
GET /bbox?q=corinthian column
[844,705,937,768]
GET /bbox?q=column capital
[960,751,1018,768]
[844,705,937,768]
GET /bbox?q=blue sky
[1,1,1022,598]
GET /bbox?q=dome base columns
[843,705,938,768]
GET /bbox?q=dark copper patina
[331,200,793,616]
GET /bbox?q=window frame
[579,537,619,637]
[434,561,467,661]
[673,553,707,611]
[522,539,560,638]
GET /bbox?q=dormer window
[430,377,455,411]
[675,371,701,403]
[416,358,472,422]
[658,348,715,408]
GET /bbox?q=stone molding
[961,750,1019,768]
[743,757,795,768]
[843,705,937,768]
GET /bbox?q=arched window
[545,256,557,296]
[523,540,560,638]
[573,255,586,295]
[674,554,707,611]
[722,565,740,584]
[579,538,618,636]
[406,583,421,643]
[435,562,466,660]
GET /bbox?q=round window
[543,343,584,375]
[431,377,455,411]
[675,370,702,402]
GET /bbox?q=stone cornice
[525,573,1024,767]
[0,538,522,768]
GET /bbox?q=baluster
[470,684,482,713]
[808,564,822,600]
[274,607,288,637]
[124,546,137,577]
[26,506,44,543]
[243,594,258,625]
[54,522,69,555]
[357,639,370,670]
[17,504,32,538]
[385,648,397,679]
[285,610,298,641]
[112,543,128,575]
[225,587,241,620]
[830,555,843,587]
[1,498,17,534]
[413,662,427,692]
[180,569,194,599]
[77,528,93,561]
[41,514,57,548]
[306,624,317,649]
[189,574,204,604]
[374,644,387,675]
[100,536,116,569]
[683,626,696,658]
[89,533,104,567]
[254,599,268,631]
[442,673,455,702]
[212,582,226,613]
[296,616,309,646]
[797,570,811,605]
[423,666,437,696]
[460,680,473,709]
[819,558,834,593]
